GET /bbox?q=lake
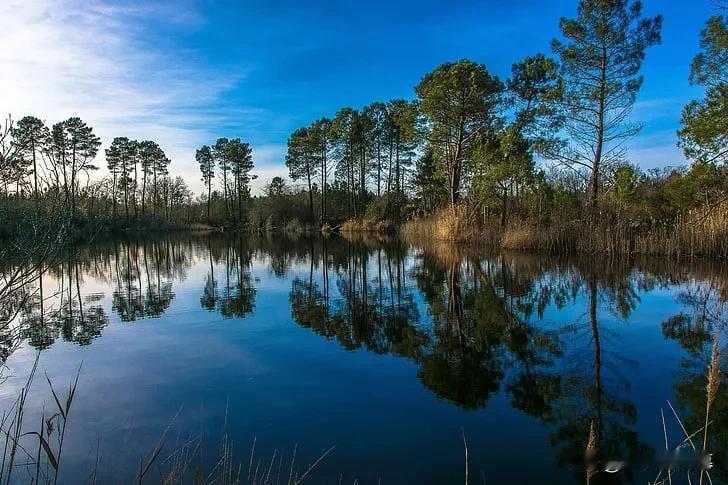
[0,233,726,484]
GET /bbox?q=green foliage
[689,15,728,87]
[416,59,503,204]
[413,147,448,212]
[679,13,728,166]
[196,145,214,184]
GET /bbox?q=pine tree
[285,127,318,222]
[548,0,662,213]
[213,138,230,220]
[13,116,49,204]
[197,145,215,221]
[226,139,254,224]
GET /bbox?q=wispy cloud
[0,0,277,192]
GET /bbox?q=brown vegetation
[339,218,397,235]
[403,202,728,258]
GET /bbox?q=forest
[1,0,727,258]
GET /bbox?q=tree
[416,60,504,205]
[385,99,419,197]
[473,131,533,226]
[265,176,288,197]
[362,102,388,196]
[548,0,662,214]
[678,13,728,166]
[138,140,162,215]
[310,118,333,224]
[108,137,134,220]
[331,107,359,218]
[151,144,170,216]
[129,139,139,218]
[105,138,123,217]
[0,115,20,197]
[472,54,561,225]
[226,138,254,224]
[413,145,448,211]
[214,138,230,219]
[49,117,101,217]
[196,145,214,222]
[13,116,49,204]
[286,127,318,222]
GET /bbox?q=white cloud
[0,0,275,194]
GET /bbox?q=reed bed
[403,205,501,245]
[339,218,397,235]
[404,202,728,258]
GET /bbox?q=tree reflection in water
[287,238,714,482]
[2,233,726,482]
[662,281,728,482]
[200,237,257,319]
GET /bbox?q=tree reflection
[21,247,109,349]
[11,237,198,352]
[289,237,427,358]
[288,237,660,481]
[2,232,726,483]
[662,282,727,482]
[200,236,257,319]
[546,271,652,484]
[111,240,179,322]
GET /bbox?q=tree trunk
[112,172,117,217]
[237,172,242,225]
[123,157,129,223]
[359,147,366,212]
[31,138,38,208]
[307,167,313,222]
[500,190,508,228]
[141,171,147,216]
[70,144,77,218]
[133,158,138,219]
[222,165,228,221]
[395,138,400,194]
[321,144,327,224]
[387,141,393,193]
[376,139,382,197]
[153,167,157,217]
[591,44,608,218]
[207,181,211,222]
[449,122,465,206]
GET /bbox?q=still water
[1,234,726,484]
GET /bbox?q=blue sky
[0,0,715,193]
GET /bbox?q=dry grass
[183,223,218,232]
[404,201,728,258]
[403,205,499,244]
[0,364,336,485]
[638,203,728,258]
[500,225,540,250]
[702,331,721,484]
[340,218,396,235]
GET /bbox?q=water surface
[1,234,726,484]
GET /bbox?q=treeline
[0,115,201,235]
[196,138,255,224]
[269,0,728,256]
[3,0,727,255]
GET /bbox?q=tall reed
[405,202,728,258]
